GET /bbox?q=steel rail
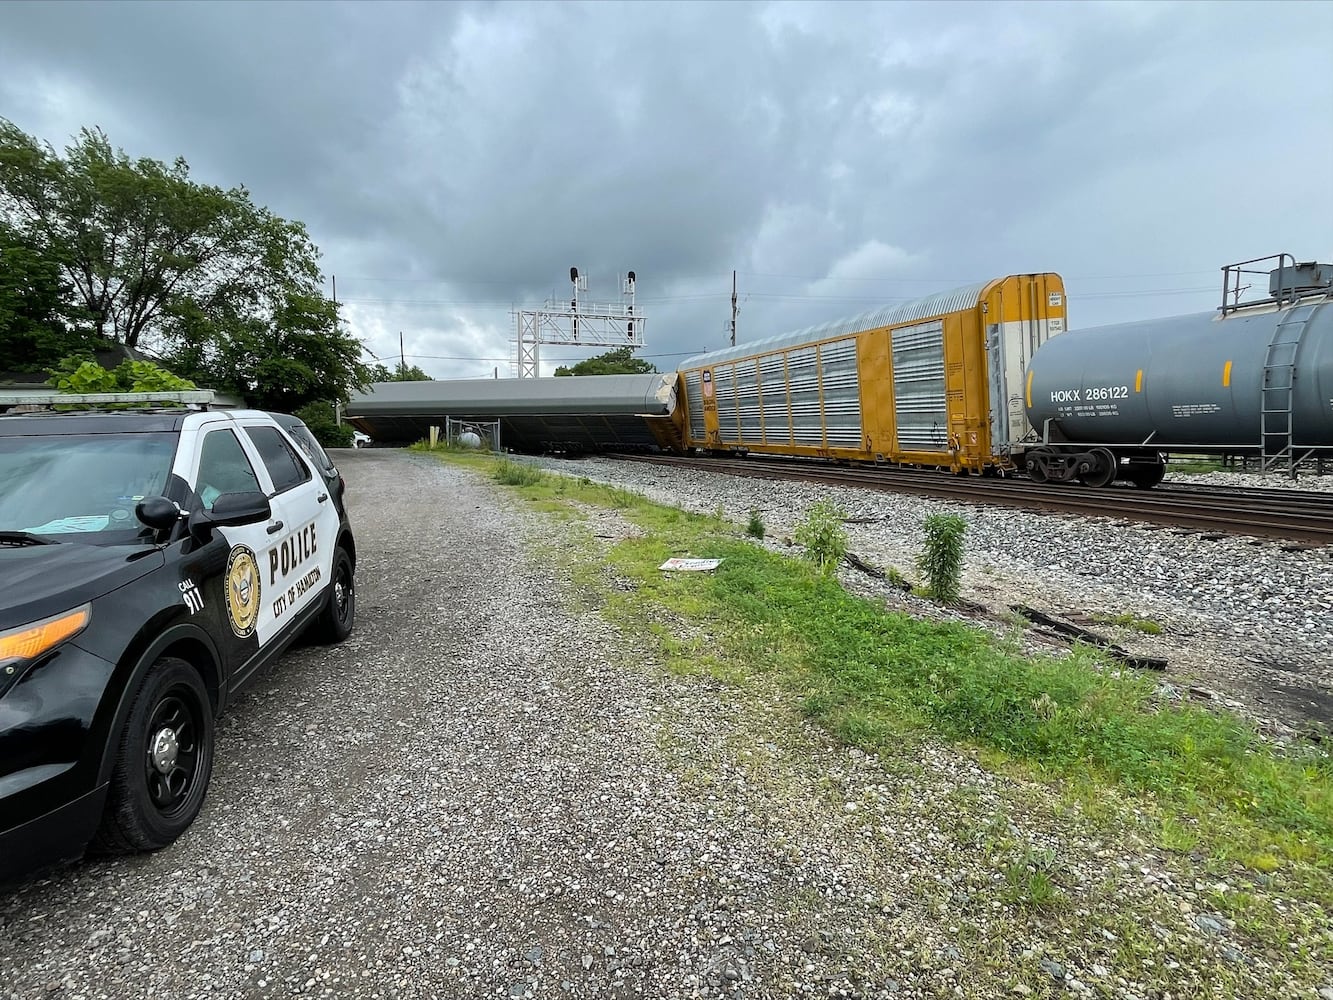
[601,454,1333,546]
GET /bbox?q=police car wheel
[92,657,215,855]
[312,547,355,643]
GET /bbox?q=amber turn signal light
[0,605,91,695]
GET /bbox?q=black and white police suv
[0,391,356,884]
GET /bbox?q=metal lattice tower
[512,268,645,377]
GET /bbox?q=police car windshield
[0,432,177,539]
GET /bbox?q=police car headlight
[0,605,91,698]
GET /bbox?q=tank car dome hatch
[1270,262,1332,299]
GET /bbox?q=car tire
[312,547,355,643]
[92,657,214,855]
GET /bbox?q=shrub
[49,356,196,398]
[493,459,544,486]
[794,500,847,575]
[746,510,766,539]
[295,401,354,448]
[918,513,967,603]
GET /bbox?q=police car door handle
[266,520,284,535]
[317,492,328,503]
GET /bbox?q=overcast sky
[2,0,1330,379]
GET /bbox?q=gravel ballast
[1,450,1328,1000]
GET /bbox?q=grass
[491,457,546,486]
[1001,848,1062,910]
[1092,611,1165,636]
[684,545,1330,858]
[425,451,1333,899]
[1168,454,1225,474]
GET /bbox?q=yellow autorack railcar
[676,274,1067,474]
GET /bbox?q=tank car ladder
[1259,301,1317,476]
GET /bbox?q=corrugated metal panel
[819,338,863,448]
[757,353,791,444]
[786,346,824,446]
[892,320,948,451]
[737,358,763,442]
[684,370,706,441]
[679,281,988,370]
[713,364,739,439]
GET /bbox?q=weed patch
[746,510,766,539]
[917,513,967,603]
[793,500,847,575]
[493,458,546,486]
[1092,612,1165,636]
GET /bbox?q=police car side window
[286,423,332,472]
[244,426,311,495]
[196,430,262,511]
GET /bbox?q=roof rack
[0,390,215,410]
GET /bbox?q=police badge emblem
[224,545,261,638]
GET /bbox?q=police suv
[0,391,356,883]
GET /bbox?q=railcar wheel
[1025,448,1053,484]
[1126,462,1166,490]
[1077,448,1118,488]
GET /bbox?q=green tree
[553,346,656,376]
[164,289,372,412]
[0,119,373,409]
[0,222,90,371]
[369,361,431,382]
[294,401,354,448]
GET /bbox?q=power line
[338,284,1216,310]
[333,268,1220,289]
[399,349,699,363]
[736,268,1218,283]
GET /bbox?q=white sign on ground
[659,558,723,572]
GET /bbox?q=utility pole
[730,270,737,347]
[399,331,405,376]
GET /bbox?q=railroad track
[603,453,1333,547]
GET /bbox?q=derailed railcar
[676,274,1067,475]
[345,373,679,453]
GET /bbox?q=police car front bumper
[0,640,117,887]
[0,783,108,886]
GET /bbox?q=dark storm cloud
[1,0,1330,377]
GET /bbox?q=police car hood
[0,542,164,631]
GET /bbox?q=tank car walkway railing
[1220,253,1297,316]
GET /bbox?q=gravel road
[0,451,902,999]
[2,451,1326,1000]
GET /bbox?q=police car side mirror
[135,496,182,531]
[203,491,272,527]
[188,491,272,539]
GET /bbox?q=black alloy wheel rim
[143,689,202,816]
[334,561,354,625]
